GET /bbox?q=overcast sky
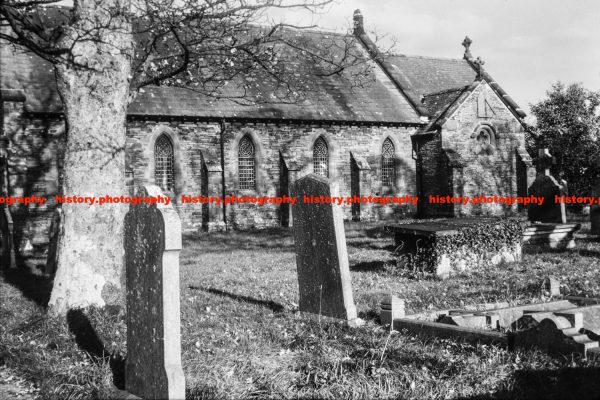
[269,0,600,115]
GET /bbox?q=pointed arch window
[238,136,256,190]
[313,137,329,177]
[381,138,396,187]
[155,135,174,193]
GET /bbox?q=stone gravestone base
[124,185,185,400]
[290,174,361,326]
[522,223,581,249]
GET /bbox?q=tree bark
[48,0,133,315]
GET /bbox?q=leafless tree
[0,0,375,314]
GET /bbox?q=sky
[268,0,600,115]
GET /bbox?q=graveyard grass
[1,218,600,399]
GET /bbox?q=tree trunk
[48,0,133,315]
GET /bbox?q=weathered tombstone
[542,276,561,297]
[290,174,359,325]
[0,206,14,269]
[527,149,567,223]
[591,178,600,235]
[124,185,185,400]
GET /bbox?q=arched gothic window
[313,137,329,177]
[238,136,256,190]
[381,138,396,187]
[154,135,174,192]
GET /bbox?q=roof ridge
[388,54,466,62]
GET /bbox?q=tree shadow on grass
[189,285,285,313]
[66,309,125,390]
[1,265,53,307]
[457,366,600,400]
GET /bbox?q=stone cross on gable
[462,36,472,59]
[536,148,554,176]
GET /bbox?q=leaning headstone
[124,185,185,400]
[290,174,359,325]
[527,149,567,223]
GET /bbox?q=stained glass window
[238,136,255,190]
[382,138,395,187]
[155,135,174,192]
[313,137,329,177]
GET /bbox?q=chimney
[353,9,364,36]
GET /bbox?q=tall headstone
[290,174,358,324]
[591,176,600,235]
[527,149,567,223]
[124,185,185,400]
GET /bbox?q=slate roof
[127,30,420,123]
[0,10,421,125]
[1,7,526,127]
[383,55,476,112]
[421,86,471,119]
[380,53,526,124]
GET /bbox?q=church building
[0,10,534,258]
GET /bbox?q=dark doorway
[201,162,209,231]
[351,156,360,221]
[279,155,290,227]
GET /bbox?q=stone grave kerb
[290,173,358,323]
[124,185,185,400]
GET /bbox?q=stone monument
[124,185,185,400]
[290,174,359,325]
[527,149,567,223]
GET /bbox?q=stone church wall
[221,122,418,229]
[5,115,419,258]
[419,82,530,217]
[127,120,419,230]
[3,103,64,259]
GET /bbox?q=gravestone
[380,295,405,326]
[124,185,185,400]
[592,178,600,235]
[527,149,567,223]
[290,174,359,324]
[542,276,561,297]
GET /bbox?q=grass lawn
[1,219,600,399]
